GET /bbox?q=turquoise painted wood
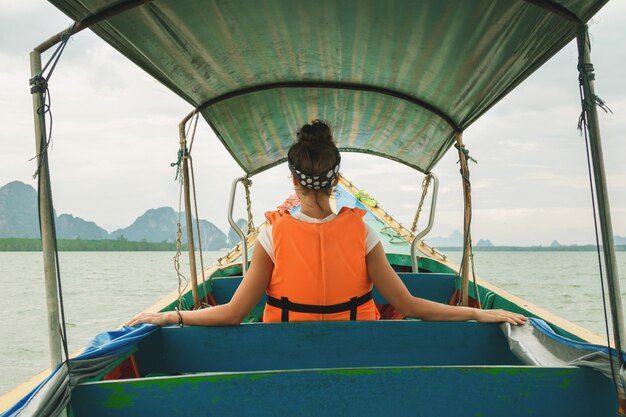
[210,272,456,309]
[70,366,616,417]
[135,321,520,375]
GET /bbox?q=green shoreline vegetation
[0,237,187,251]
[1,238,624,252]
[440,245,626,252]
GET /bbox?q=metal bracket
[228,176,250,275]
[411,172,439,273]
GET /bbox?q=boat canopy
[48,0,608,175]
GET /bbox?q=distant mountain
[0,181,40,238]
[56,214,109,240]
[227,218,248,246]
[426,230,463,247]
[111,207,176,242]
[3,181,625,250]
[476,239,493,248]
[197,219,229,250]
[0,181,229,249]
[110,207,227,250]
[0,181,108,240]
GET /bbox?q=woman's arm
[129,244,274,327]
[366,243,526,325]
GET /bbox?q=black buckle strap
[267,291,373,322]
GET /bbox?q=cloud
[470,207,598,246]
[1,1,625,245]
[0,1,76,53]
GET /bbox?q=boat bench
[210,272,458,315]
[71,321,616,417]
[134,321,521,374]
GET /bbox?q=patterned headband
[288,154,341,190]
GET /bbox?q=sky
[0,1,625,246]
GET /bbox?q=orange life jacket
[263,207,380,322]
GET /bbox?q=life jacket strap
[266,291,373,322]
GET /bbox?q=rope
[29,24,75,178]
[454,141,481,308]
[242,175,256,234]
[457,145,477,164]
[469,239,481,309]
[174,182,190,312]
[36,156,70,362]
[177,112,216,306]
[380,226,406,244]
[577,45,620,395]
[184,112,212,304]
[187,112,200,154]
[189,155,209,305]
[411,174,432,234]
[170,148,187,182]
[355,190,377,207]
[29,83,53,179]
[170,114,198,182]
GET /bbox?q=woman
[130,120,526,327]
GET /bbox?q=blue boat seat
[135,320,519,375]
[71,321,616,417]
[209,272,457,318]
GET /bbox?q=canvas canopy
[46,0,608,174]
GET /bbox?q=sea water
[0,250,625,395]
[0,251,223,395]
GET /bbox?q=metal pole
[178,121,200,309]
[228,177,249,276]
[411,173,439,273]
[577,25,626,407]
[29,51,64,371]
[455,132,471,306]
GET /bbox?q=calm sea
[1,250,625,395]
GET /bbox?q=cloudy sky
[1,1,625,246]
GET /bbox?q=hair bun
[297,119,333,145]
[288,119,340,190]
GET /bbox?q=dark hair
[287,120,340,192]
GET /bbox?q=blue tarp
[78,324,158,360]
[503,318,626,385]
[1,324,158,417]
[529,317,625,360]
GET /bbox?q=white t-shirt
[257,211,381,263]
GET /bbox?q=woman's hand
[474,309,527,325]
[128,311,176,327]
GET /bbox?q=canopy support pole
[178,116,200,309]
[30,50,68,417]
[29,50,64,372]
[455,132,471,307]
[577,25,626,412]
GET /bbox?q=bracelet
[176,309,184,327]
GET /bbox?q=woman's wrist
[167,310,179,325]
